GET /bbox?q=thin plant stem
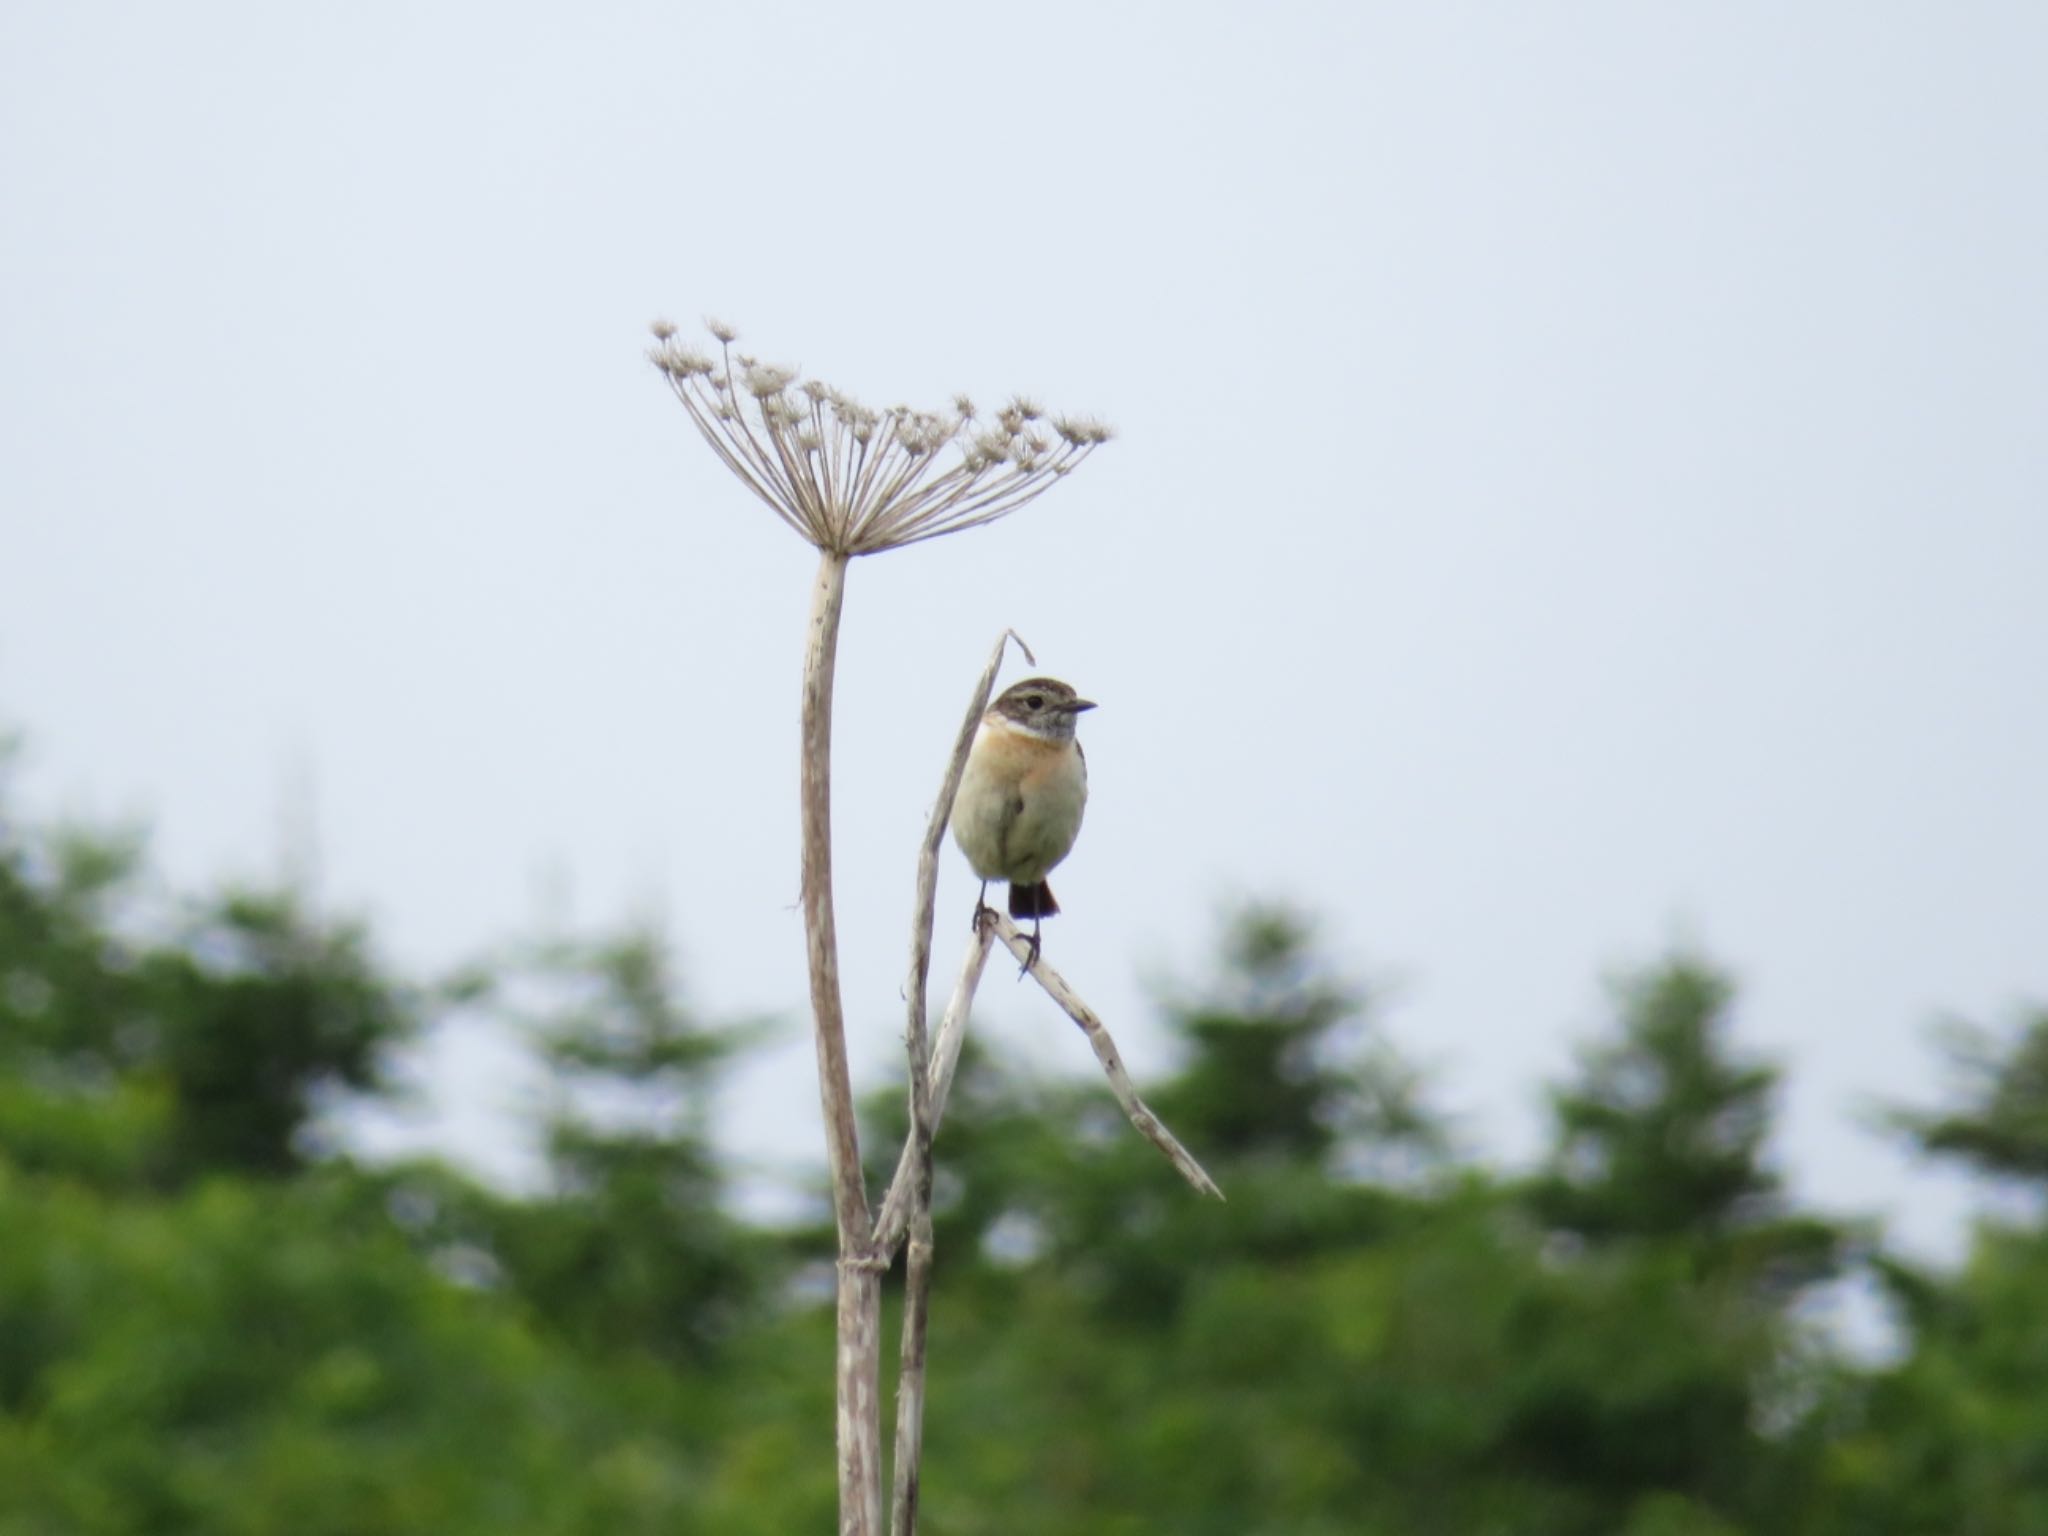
[798,548,885,1536]
[994,915,1226,1202]
[875,911,1221,1267]
[886,633,1031,1535]
[895,629,1036,1227]
[875,918,997,1261]
[872,626,1031,1259]
[887,1211,934,1536]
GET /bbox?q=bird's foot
[1016,929,1042,980]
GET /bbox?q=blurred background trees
[2,732,2044,1534]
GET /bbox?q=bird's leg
[1018,914,1043,979]
[973,880,996,931]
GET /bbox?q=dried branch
[888,631,1030,1536]
[899,628,1034,1092]
[874,905,1224,1261]
[801,553,870,1238]
[876,918,998,1260]
[875,782,1223,1536]
[796,551,886,1536]
[994,915,1226,1202]
[887,1211,934,1536]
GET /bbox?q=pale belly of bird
[997,771,1086,884]
[952,736,1087,885]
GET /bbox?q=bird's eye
[1024,694,1044,710]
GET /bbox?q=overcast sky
[4,4,2043,1258]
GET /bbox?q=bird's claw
[1016,930,1041,980]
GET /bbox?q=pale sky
[3,4,2044,1259]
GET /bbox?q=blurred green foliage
[3,739,2045,1533]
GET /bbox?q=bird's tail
[1009,881,1059,920]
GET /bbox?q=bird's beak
[1065,698,1098,714]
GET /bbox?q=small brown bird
[951,676,1095,970]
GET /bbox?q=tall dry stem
[797,549,885,1532]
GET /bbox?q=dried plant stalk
[876,912,1225,1265]
[993,915,1225,1202]
[798,550,885,1536]
[802,552,870,1236]
[872,660,1224,1533]
[887,1211,934,1536]
[875,918,997,1260]
[899,628,1034,1125]
[889,630,1028,1536]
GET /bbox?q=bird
[951,676,1095,973]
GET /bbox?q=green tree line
[3,738,2045,1535]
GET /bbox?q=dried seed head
[744,363,798,399]
[650,341,715,379]
[651,318,1108,555]
[830,394,877,431]
[894,415,939,456]
[1053,414,1114,446]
